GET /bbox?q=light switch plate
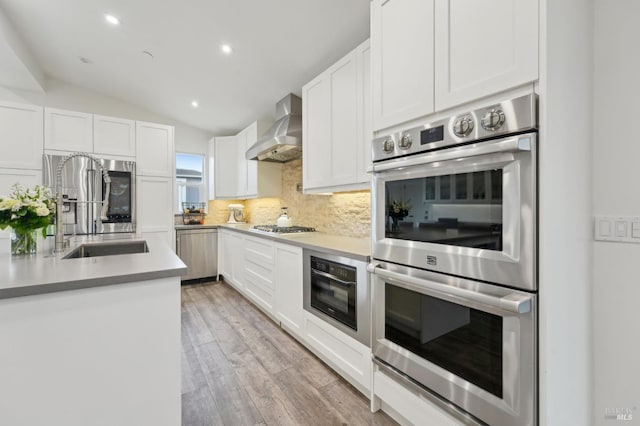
[594,215,640,243]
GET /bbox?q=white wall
[538,0,593,425]
[0,77,212,155]
[593,2,640,424]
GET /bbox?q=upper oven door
[369,261,536,426]
[372,132,537,291]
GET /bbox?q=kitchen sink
[63,240,149,259]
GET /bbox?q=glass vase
[11,229,38,255]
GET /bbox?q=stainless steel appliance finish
[372,94,536,162]
[252,225,316,234]
[371,95,537,291]
[369,261,536,426]
[44,154,136,236]
[303,250,370,347]
[246,94,302,162]
[63,240,149,259]
[176,228,218,281]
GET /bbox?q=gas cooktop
[252,225,316,234]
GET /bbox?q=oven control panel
[372,94,537,162]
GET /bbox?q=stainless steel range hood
[246,94,302,162]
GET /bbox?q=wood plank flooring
[181,281,397,426]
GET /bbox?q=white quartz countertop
[0,234,186,300]
[219,224,371,261]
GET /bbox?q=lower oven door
[369,261,536,426]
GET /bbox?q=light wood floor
[181,281,397,426]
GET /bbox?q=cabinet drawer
[303,312,371,393]
[244,236,275,266]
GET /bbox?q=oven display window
[384,284,503,397]
[386,169,503,250]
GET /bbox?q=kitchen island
[0,234,186,426]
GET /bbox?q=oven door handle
[372,134,532,172]
[367,263,531,314]
[311,269,356,286]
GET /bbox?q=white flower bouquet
[0,184,56,254]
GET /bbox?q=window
[176,153,205,212]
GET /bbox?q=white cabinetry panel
[434,0,538,110]
[135,121,174,177]
[211,121,281,200]
[93,115,136,158]
[358,44,373,184]
[303,312,372,394]
[213,136,238,198]
[274,243,303,337]
[0,169,41,195]
[302,78,331,189]
[371,0,435,131]
[44,108,93,152]
[303,39,371,193]
[330,54,359,186]
[137,176,174,248]
[0,101,43,170]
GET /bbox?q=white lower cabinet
[218,229,245,291]
[373,367,461,426]
[303,311,372,395]
[243,235,276,316]
[274,243,303,338]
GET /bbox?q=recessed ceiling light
[220,44,232,54]
[104,14,120,25]
[191,100,199,108]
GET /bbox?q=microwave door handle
[368,263,531,314]
[372,134,533,173]
[311,269,356,286]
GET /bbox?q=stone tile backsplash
[205,159,371,238]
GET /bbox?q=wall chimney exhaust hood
[246,94,302,162]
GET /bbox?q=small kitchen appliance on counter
[227,204,246,223]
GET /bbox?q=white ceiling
[0,0,370,135]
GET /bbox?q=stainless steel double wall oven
[369,94,538,426]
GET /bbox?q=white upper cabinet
[303,39,371,193]
[211,120,281,200]
[371,0,539,131]
[371,0,435,132]
[434,0,538,110]
[93,115,136,158]
[0,101,43,170]
[302,71,331,189]
[213,135,239,199]
[357,43,373,184]
[44,107,93,152]
[135,121,174,177]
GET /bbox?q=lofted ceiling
[0,0,370,135]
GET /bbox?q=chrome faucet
[54,152,111,253]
